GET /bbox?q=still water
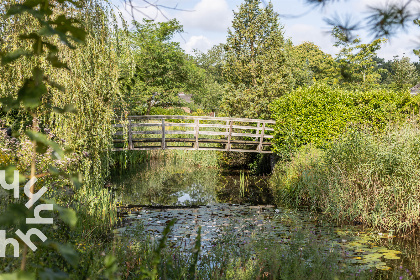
[112,152,419,278]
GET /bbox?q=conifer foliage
[221,0,294,119]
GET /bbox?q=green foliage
[270,123,420,233]
[271,83,412,156]
[333,27,387,89]
[289,41,338,86]
[221,0,294,119]
[121,19,205,115]
[387,56,418,90]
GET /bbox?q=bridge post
[161,119,166,149]
[258,123,266,152]
[128,120,133,150]
[194,119,199,150]
[226,121,233,151]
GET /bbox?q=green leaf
[0,203,29,228]
[52,243,79,267]
[0,271,36,280]
[104,254,118,279]
[17,72,47,109]
[52,104,77,114]
[70,173,83,189]
[25,130,64,159]
[1,49,31,65]
[55,205,77,228]
[46,54,68,69]
[38,269,68,280]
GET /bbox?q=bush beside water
[270,83,414,158]
[270,123,420,233]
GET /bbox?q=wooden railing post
[258,123,266,152]
[128,120,133,150]
[194,119,199,150]
[226,121,233,152]
[255,121,260,141]
[161,119,166,149]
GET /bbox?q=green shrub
[270,83,412,157]
[270,123,420,233]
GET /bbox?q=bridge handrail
[112,115,276,153]
[114,115,276,124]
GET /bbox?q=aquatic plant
[270,122,420,233]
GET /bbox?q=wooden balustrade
[112,115,275,153]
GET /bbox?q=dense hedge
[270,83,413,156]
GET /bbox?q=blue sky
[113,0,420,61]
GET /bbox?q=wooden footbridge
[112,115,275,153]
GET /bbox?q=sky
[113,0,420,61]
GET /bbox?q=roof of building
[410,83,420,95]
[178,93,193,103]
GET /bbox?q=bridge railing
[112,115,275,153]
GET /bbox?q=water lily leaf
[383,253,400,260]
[376,263,391,270]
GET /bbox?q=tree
[192,44,226,113]
[289,41,337,85]
[123,19,204,115]
[387,56,418,90]
[194,43,226,84]
[332,27,386,88]
[221,0,294,119]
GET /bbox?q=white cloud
[183,35,212,54]
[180,0,232,32]
[378,34,420,61]
[114,0,173,27]
[285,23,340,55]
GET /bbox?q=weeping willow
[0,0,130,234]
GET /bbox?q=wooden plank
[165,130,196,135]
[199,123,230,129]
[194,119,199,150]
[161,119,166,149]
[165,123,195,128]
[198,131,229,136]
[226,121,233,151]
[131,123,162,127]
[122,115,276,124]
[231,132,261,137]
[112,147,273,153]
[132,130,162,135]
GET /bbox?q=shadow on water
[111,152,419,279]
[111,155,273,207]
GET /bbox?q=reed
[270,121,420,233]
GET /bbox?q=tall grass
[270,122,420,233]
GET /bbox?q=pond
[111,151,419,278]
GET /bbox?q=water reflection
[112,153,419,278]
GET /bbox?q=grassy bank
[270,122,420,233]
